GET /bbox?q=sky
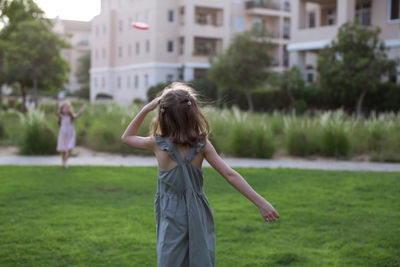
[34,0,101,21]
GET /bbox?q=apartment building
[288,0,400,83]
[90,0,291,103]
[52,18,91,92]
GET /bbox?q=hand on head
[144,97,161,111]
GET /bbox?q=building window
[102,77,105,88]
[102,48,106,59]
[178,37,184,55]
[236,16,243,31]
[283,21,290,39]
[327,8,336,25]
[144,74,149,87]
[136,42,140,55]
[94,77,98,88]
[146,40,150,53]
[102,24,106,34]
[283,0,290,11]
[95,50,99,60]
[127,76,131,89]
[117,76,121,89]
[128,44,132,57]
[118,46,122,57]
[389,0,400,21]
[168,10,175,23]
[135,13,141,22]
[167,40,174,53]
[308,11,315,28]
[166,74,174,82]
[145,10,150,23]
[356,2,371,26]
[95,25,99,36]
[252,17,265,27]
[134,75,139,89]
[306,66,315,83]
[119,20,123,32]
[197,12,207,25]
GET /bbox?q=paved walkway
[1,155,400,172]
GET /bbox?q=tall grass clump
[205,107,275,158]
[319,111,351,158]
[250,125,275,158]
[284,115,321,156]
[75,103,154,155]
[18,109,57,155]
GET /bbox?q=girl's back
[121,82,279,267]
[154,135,215,266]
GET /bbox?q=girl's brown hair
[58,101,75,126]
[152,82,210,146]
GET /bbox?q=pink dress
[57,114,76,152]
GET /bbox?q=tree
[276,66,305,105]
[3,19,70,109]
[208,26,274,111]
[75,52,91,99]
[317,22,397,117]
[0,0,69,110]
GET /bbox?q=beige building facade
[90,0,291,103]
[52,18,91,92]
[288,0,400,83]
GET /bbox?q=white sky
[34,0,101,21]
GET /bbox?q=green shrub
[0,122,5,139]
[251,126,275,158]
[228,123,252,157]
[285,128,313,156]
[18,109,57,155]
[292,99,308,114]
[147,82,169,101]
[321,126,350,157]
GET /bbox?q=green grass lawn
[0,166,399,267]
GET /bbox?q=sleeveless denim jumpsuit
[154,136,216,267]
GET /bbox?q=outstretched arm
[121,98,159,150]
[74,105,86,119]
[204,139,280,222]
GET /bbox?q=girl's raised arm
[203,139,279,222]
[121,98,159,151]
[73,106,86,119]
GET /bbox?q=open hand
[258,201,279,222]
[144,97,160,112]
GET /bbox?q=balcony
[245,0,281,10]
[193,37,222,56]
[194,6,223,27]
[245,0,290,17]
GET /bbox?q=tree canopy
[208,26,274,111]
[317,22,397,116]
[0,0,70,110]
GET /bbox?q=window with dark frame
[356,2,371,26]
[390,0,400,21]
[327,8,335,25]
[308,11,315,28]
[167,40,174,53]
[168,10,175,22]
